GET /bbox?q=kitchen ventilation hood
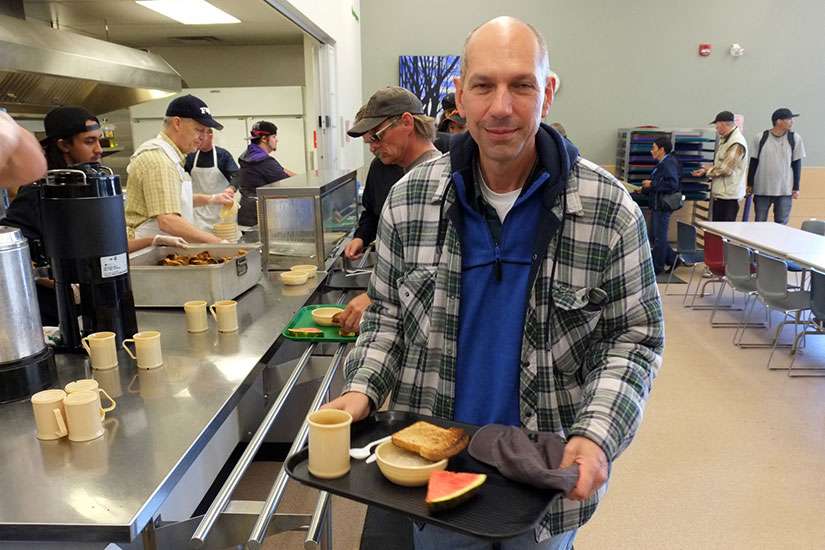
[0,13,182,116]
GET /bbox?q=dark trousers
[650,209,677,273]
[712,198,740,222]
[754,195,792,224]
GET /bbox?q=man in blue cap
[125,94,235,243]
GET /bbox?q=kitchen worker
[337,87,441,334]
[184,126,238,231]
[325,16,663,549]
[236,121,296,227]
[125,94,234,243]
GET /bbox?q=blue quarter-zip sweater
[450,125,578,426]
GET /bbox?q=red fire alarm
[698,43,712,57]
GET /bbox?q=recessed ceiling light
[136,0,241,25]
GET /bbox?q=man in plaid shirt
[326,16,664,549]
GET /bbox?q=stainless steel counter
[0,272,329,543]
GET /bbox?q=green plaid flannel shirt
[343,153,664,537]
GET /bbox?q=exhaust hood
[0,14,182,116]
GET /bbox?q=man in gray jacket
[747,108,806,224]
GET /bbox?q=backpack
[757,130,795,159]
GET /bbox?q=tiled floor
[248,274,825,549]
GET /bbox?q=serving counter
[0,266,343,547]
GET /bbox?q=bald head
[460,17,550,81]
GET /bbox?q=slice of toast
[391,421,469,461]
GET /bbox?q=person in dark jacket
[641,136,681,274]
[235,121,295,226]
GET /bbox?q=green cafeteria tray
[282,304,358,343]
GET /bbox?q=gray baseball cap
[348,86,424,137]
[468,424,580,493]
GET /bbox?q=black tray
[324,270,372,290]
[285,411,559,540]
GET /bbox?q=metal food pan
[129,244,262,307]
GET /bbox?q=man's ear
[57,138,70,153]
[541,74,556,118]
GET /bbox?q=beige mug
[122,330,163,369]
[31,389,68,441]
[210,300,238,333]
[64,390,107,442]
[80,331,118,370]
[307,409,352,479]
[64,379,116,418]
[184,300,209,333]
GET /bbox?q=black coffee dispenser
[39,164,138,350]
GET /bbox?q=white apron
[130,136,194,239]
[190,147,231,230]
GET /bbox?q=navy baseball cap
[771,108,799,124]
[165,94,223,130]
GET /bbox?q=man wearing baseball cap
[692,110,749,221]
[125,94,234,243]
[336,87,441,335]
[747,108,806,224]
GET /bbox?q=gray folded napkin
[468,424,579,493]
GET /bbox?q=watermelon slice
[425,471,486,513]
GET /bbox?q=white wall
[149,45,305,88]
[278,0,364,172]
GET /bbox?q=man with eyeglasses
[336,87,441,334]
[125,94,234,244]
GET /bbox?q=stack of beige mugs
[31,379,115,442]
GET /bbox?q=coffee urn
[39,165,138,350]
[0,226,56,402]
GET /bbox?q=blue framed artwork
[399,55,461,117]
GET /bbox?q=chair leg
[738,305,795,349]
[788,331,825,377]
[664,255,678,296]
[767,312,792,370]
[709,281,724,325]
[681,263,699,304]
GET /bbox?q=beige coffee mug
[307,409,352,479]
[184,300,209,333]
[31,389,68,441]
[80,331,118,370]
[210,300,238,333]
[122,330,163,369]
[64,379,116,418]
[64,390,106,442]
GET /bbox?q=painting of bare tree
[399,55,461,117]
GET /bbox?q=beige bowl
[375,441,447,487]
[280,271,309,286]
[311,307,344,326]
[291,264,318,278]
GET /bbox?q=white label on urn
[100,253,128,278]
